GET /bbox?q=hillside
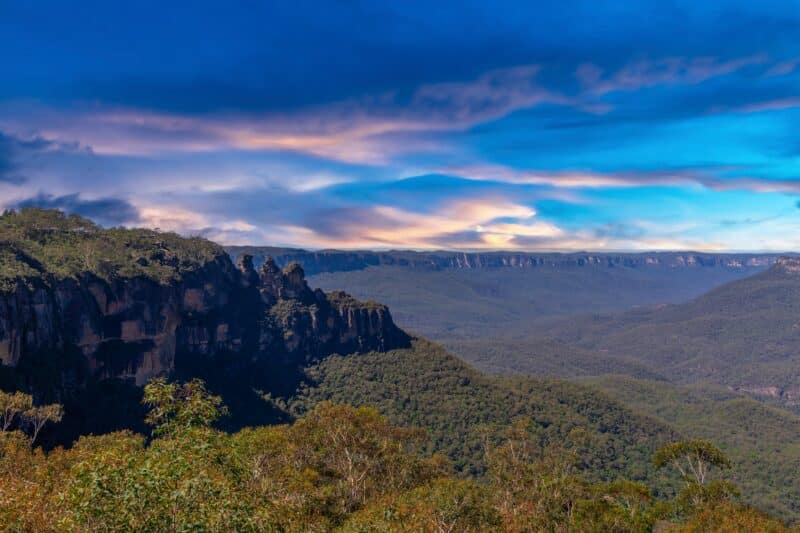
[584,375,800,521]
[1,208,223,289]
[544,258,800,407]
[291,339,677,482]
[290,342,800,520]
[445,336,668,380]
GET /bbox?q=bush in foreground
[0,379,790,532]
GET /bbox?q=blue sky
[2,1,800,250]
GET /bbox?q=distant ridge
[227,246,780,276]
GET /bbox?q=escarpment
[0,210,408,415]
[227,247,780,275]
[0,254,406,386]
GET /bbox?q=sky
[2,1,800,251]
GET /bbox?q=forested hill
[544,257,800,407]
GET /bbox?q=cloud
[0,129,101,190]
[268,198,542,249]
[0,64,589,165]
[722,97,800,114]
[765,57,800,77]
[12,193,140,227]
[411,64,579,122]
[443,164,800,193]
[0,53,790,168]
[0,102,433,165]
[0,145,16,183]
[0,131,43,184]
[578,54,768,94]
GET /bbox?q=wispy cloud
[721,97,800,114]
[765,57,800,77]
[0,65,586,165]
[444,164,800,193]
[578,54,768,94]
[0,54,790,168]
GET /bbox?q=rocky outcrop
[731,385,800,407]
[0,253,407,389]
[227,247,781,276]
[774,256,800,274]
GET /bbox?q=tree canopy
[0,378,789,531]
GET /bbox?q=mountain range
[242,245,800,409]
[2,209,800,522]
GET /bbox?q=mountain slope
[445,336,668,380]
[291,339,677,484]
[2,210,797,523]
[546,258,800,406]
[584,375,800,521]
[305,263,769,337]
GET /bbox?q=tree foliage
[653,440,731,485]
[0,390,63,445]
[142,377,228,436]
[0,208,223,290]
[0,378,789,531]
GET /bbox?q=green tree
[0,390,64,446]
[23,404,64,446]
[484,419,590,530]
[342,478,500,532]
[654,440,736,513]
[142,377,228,436]
[653,440,731,486]
[575,480,656,532]
[0,391,33,431]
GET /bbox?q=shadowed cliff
[0,209,409,443]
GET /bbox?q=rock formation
[0,253,407,388]
[0,209,411,441]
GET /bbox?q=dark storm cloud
[3,1,799,113]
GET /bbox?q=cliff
[772,256,800,274]
[0,209,408,438]
[227,247,780,276]
[0,254,404,385]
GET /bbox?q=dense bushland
[0,208,222,289]
[0,381,786,532]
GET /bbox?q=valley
[227,244,800,523]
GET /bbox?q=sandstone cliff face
[227,247,780,276]
[0,253,406,388]
[774,256,800,274]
